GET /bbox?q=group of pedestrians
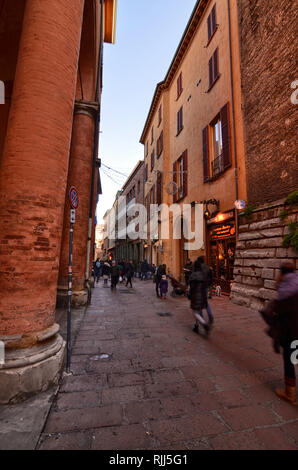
[93,258,135,290]
[139,260,156,280]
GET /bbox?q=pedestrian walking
[141,260,149,280]
[102,260,111,287]
[111,261,120,290]
[262,262,298,405]
[125,260,134,288]
[160,274,168,300]
[94,257,101,283]
[183,259,193,286]
[197,256,214,325]
[189,259,211,336]
[154,264,166,297]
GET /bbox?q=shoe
[193,324,199,333]
[275,380,297,405]
[209,316,214,325]
[203,323,210,336]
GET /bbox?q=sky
[97,0,198,224]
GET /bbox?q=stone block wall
[230,199,298,310]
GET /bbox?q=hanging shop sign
[209,222,236,241]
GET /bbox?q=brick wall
[238,0,298,205]
[231,200,297,310]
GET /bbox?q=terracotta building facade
[140,0,247,292]
[0,0,117,403]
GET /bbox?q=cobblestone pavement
[37,279,298,450]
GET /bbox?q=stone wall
[230,199,298,310]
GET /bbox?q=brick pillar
[0,0,85,403]
[57,103,96,307]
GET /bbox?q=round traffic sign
[69,186,79,209]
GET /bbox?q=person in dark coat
[197,256,214,324]
[110,261,120,290]
[183,259,193,286]
[154,264,166,297]
[273,262,298,405]
[125,260,134,288]
[102,260,111,286]
[141,260,149,280]
[189,259,210,335]
[159,275,168,300]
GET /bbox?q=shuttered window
[182,150,188,199]
[158,105,162,125]
[177,106,183,135]
[173,151,188,201]
[207,5,217,42]
[156,171,162,205]
[151,151,155,171]
[157,131,163,158]
[177,72,183,99]
[203,126,210,183]
[173,161,177,203]
[220,103,231,170]
[208,48,219,89]
[144,164,148,182]
[203,102,231,182]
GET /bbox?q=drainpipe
[227,0,239,236]
[85,0,104,282]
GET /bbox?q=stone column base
[56,287,88,308]
[0,328,65,404]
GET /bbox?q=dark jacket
[275,273,298,346]
[102,262,111,276]
[159,279,168,294]
[125,263,134,277]
[189,271,207,311]
[141,261,149,273]
[155,265,166,284]
[111,265,120,278]
[201,263,213,287]
[261,273,298,350]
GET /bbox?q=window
[207,5,217,42]
[208,48,219,89]
[177,72,183,99]
[151,150,155,171]
[146,141,148,156]
[156,131,163,158]
[138,180,140,194]
[203,103,231,182]
[211,116,224,177]
[158,105,162,125]
[151,126,154,144]
[177,106,183,135]
[144,164,148,182]
[173,150,188,202]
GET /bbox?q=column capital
[74,99,99,119]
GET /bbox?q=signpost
[66,187,79,373]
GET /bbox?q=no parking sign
[69,186,79,209]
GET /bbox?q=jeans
[199,288,213,322]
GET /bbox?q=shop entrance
[207,215,236,293]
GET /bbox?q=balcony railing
[211,153,224,178]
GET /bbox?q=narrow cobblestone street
[37,279,298,450]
